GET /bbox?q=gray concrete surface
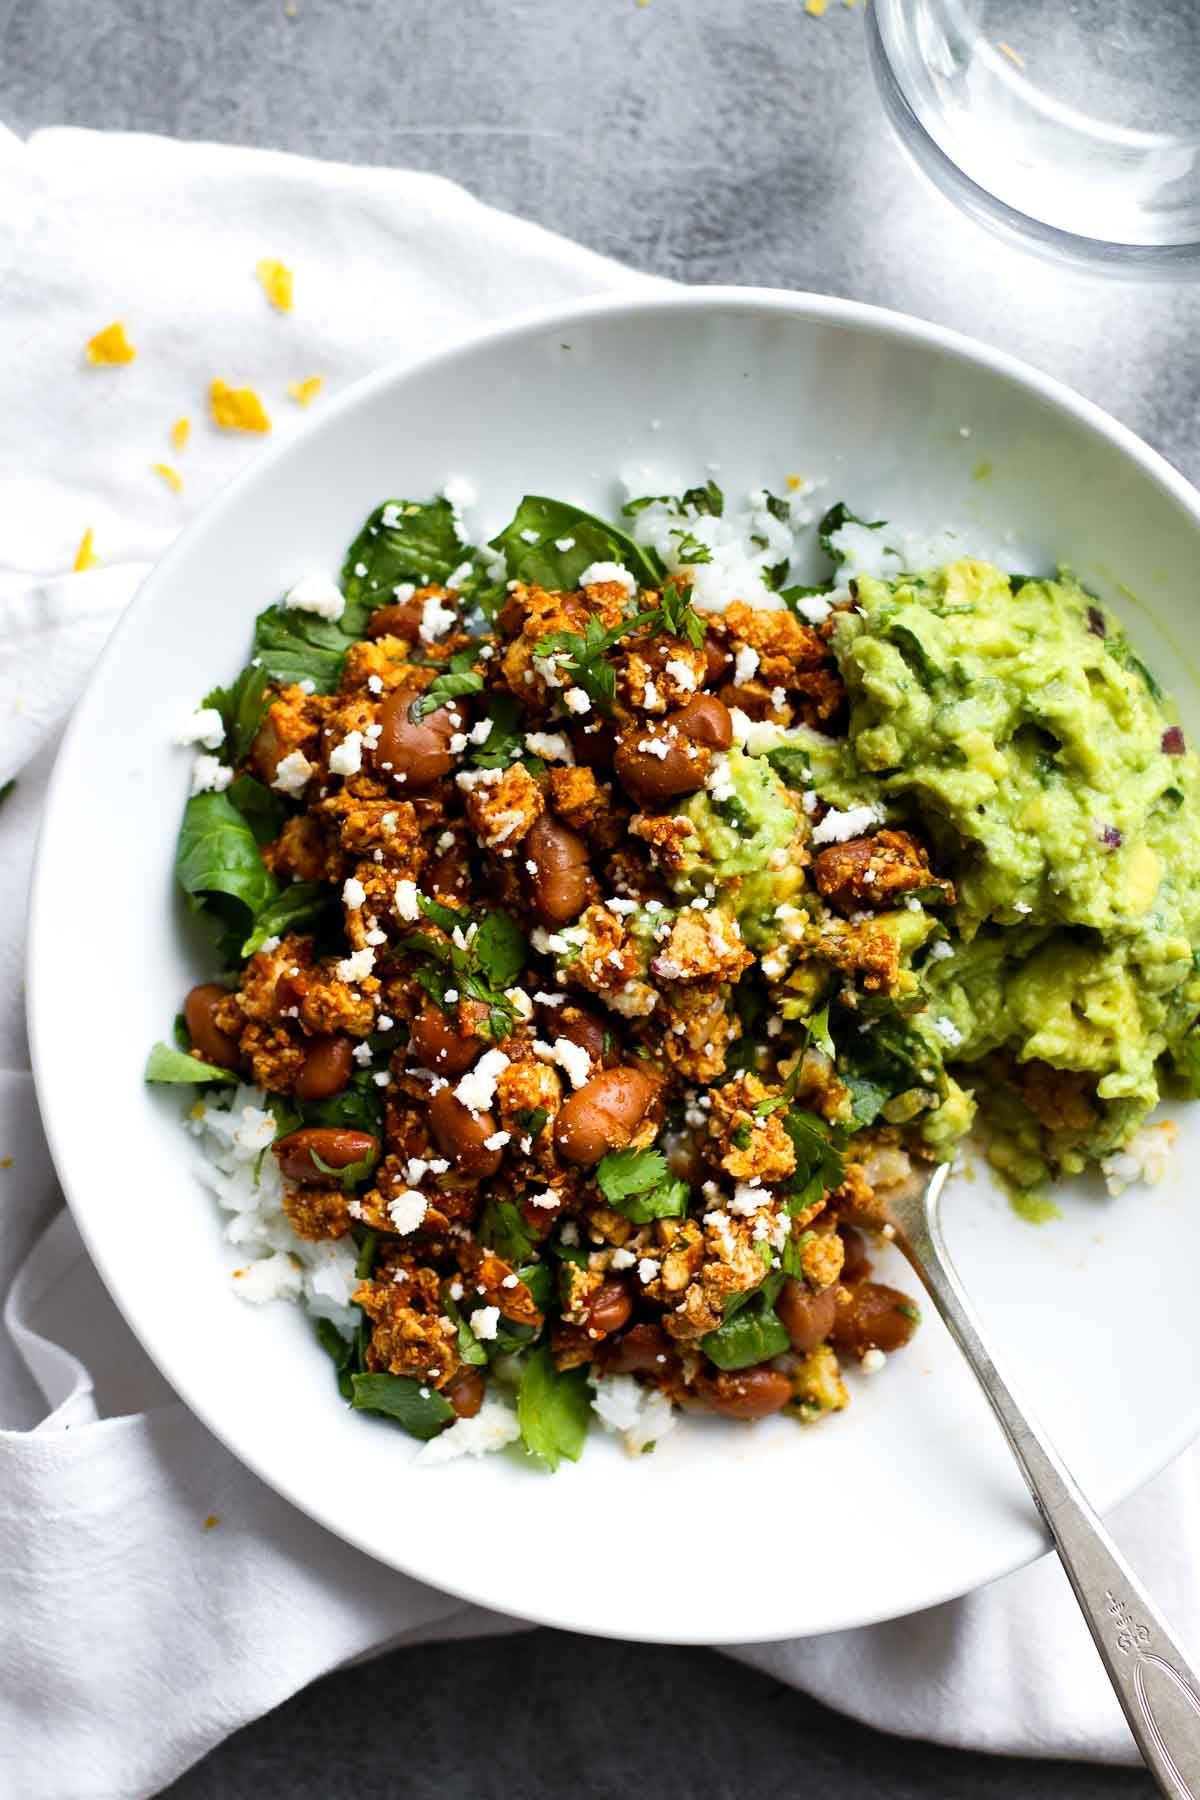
[4,0,1191,1793]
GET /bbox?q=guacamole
[808,558,1200,1180]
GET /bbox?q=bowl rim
[26,284,1200,1642]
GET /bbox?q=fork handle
[908,1207,1200,1799]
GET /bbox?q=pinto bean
[613,725,708,806]
[673,691,733,750]
[538,1003,608,1067]
[366,597,424,641]
[444,1368,485,1419]
[554,1065,657,1165]
[583,1278,633,1338]
[830,1282,921,1357]
[837,1226,873,1285]
[776,1278,839,1353]
[524,814,591,926]
[569,719,617,771]
[429,1084,504,1179]
[602,1322,672,1375]
[703,638,734,686]
[376,687,458,789]
[183,983,241,1070]
[427,841,471,903]
[294,1034,354,1101]
[272,1128,378,1184]
[408,1005,486,1076]
[696,1366,793,1420]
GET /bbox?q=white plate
[27,290,1200,1644]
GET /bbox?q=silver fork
[885,1163,1200,1798]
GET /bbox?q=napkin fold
[1,125,1193,1799]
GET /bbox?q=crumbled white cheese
[794,593,833,624]
[343,876,366,910]
[931,1016,963,1047]
[352,1041,373,1067]
[637,1257,661,1285]
[578,560,637,597]
[810,803,883,846]
[555,536,576,552]
[483,1130,511,1152]
[609,1246,637,1271]
[733,644,760,685]
[447,560,475,591]
[528,1188,560,1210]
[328,730,364,777]
[927,938,955,962]
[469,717,494,745]
[524,731,574,765]
[636,735,670,760]
[442,476,478,514]
[563,687,591,716]
[282,572,345,621]
[519,527,540,544]
[271,749,316,797]
[336,947,376,984]
[394,879,421,922]
[387,1190,428,1235]
[190,754,233,795]
[176,707,225,750]
[861,1348,887,1374]
[534,1036,592,1090]
[419,596,457,643]
[663,658,697,692]
[454,1048,511,1114]
[470,1305,501,1341]
[416,1393,521,1465]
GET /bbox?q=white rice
[625,480,819,613]
[188,1083,360,1338]
[1099,1120,1178,1197]
[589,1372,677,1456]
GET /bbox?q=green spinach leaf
[202,663,272,766]
[490,496,664,592]
[350,1372,454,1440]
[227,773,287,846]
[701,1285,789,1370]
[241,881,332,957]
[516,1346,591,1470]
[341,497,467,617]
[176,791,277,945]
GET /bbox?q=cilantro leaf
[764,746,812,790]
[654,582,707,649]
[818,501,885,563]
[472,909,527,988]
[241,881,332,957]
[412,650,483,719]
[536,607,659,713]
[202,662,272,766]
[517,1346,591,1470]
[670,529,712,566]
[478,1197,535,1265]
[595,1146,689,1223]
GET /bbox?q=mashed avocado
[814,558,1200,1178]
[673,747,806,945]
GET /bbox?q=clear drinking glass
[867,0,1200,275]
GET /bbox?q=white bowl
[28,289,1200,1643]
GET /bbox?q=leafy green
[594,1146,689,1223]
[251,604,357,694]
[1172,1030,1200,1098]
[311,1143,380,1192]
[176,791,277,950]
[782,1109,844,1213]
[202,662,272,766]
[490,496,665,593]
[341,497,467,614]
[765,746,812,790]
[516,1261,553,1314]
[144,1042,236,1084]
[653,581,707,650]
[468,693,527,769]
[516,1104,549,1140]
[227,774,287,847]
[472,909,527,988]
[1110,636,1165,703]
[354,1231,379,1279]
[516,1346,591,1470]
[701,1282,789,1370]
[478,1198,535,1266]
[350,1373,454,1440]
[681,479,725,517]
[0,778,15,810]
[241,882,331,957]
[535,608,658,713]
[412,650,483,719]
[670,530,711,565]
[301,1068,385,1138]
[818,501,885,563]
[315,1317,356,1400]
[444,1292,489,1368]
[835,1006,945,1130]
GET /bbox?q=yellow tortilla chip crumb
[203,1514,220,1530]
[0,1157,13,1169]
[786,474,805,492]
[171,416,191,452]
[85,321,137,366]
[152,462,184,494]
[256,258,294,313]
[997,39,1024,67]
[73,528,99,572]
[286,374,324,407]
[804,0,828,15]
[210,380,271,433]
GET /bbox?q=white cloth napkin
[2,125,1196,1799]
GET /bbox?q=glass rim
[867,0,1200,279]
